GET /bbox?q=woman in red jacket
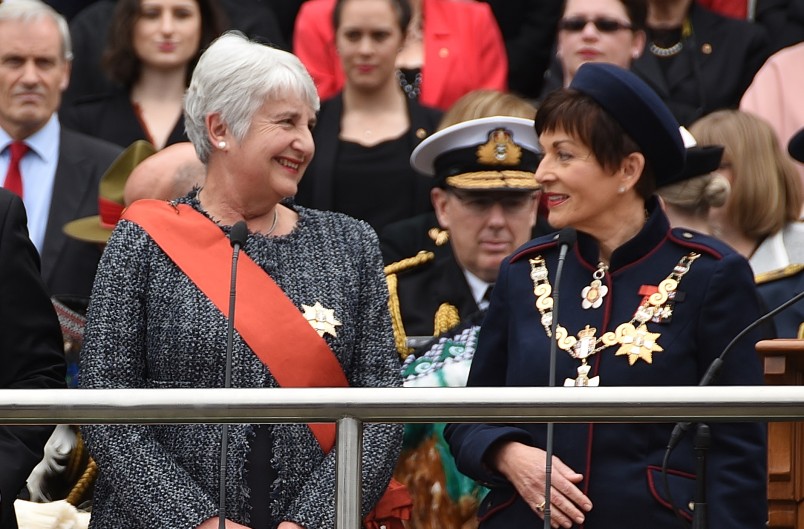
[293,0,508,111]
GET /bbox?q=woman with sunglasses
[445,63,767,529]
[541,0,646,94]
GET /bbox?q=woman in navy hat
[445,62,767,528]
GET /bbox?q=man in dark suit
[0,0,121,299]
[0,187,66,529]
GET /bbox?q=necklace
[649,17,692,58]
[265,208,279,236]
[529,252,700,386]
[581,262,609,309]
[649,40,683,57]
[396,69,422,100]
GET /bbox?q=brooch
[301,302,342,338]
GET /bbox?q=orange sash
[122,200,347,452]
[122,200,411,527]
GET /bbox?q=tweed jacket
[81,195,403,529]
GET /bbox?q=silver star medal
[301,302,342,338]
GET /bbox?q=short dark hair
[534,88,656,199]
[102,0,228,88]
[333,0,412,34]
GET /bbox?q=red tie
[4,141,29,198]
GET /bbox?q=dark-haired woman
[445,63,767,528]
[295,0,441,234]
[61,0,226,149]
[540,0,646,97]
[293,0,507,111]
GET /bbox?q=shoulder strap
[122,200,345,452]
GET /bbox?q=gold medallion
[581,262,608,309]
[529,252,699,378]
[613,323,663,365]
[301,302,342,338]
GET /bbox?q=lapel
[406,97,439,203]
[632,46,670,99]
[40,130,97,285]
[432,254,480,319]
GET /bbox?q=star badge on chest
[301,302,342,338]
[614,323,663,365]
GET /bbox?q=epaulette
[384,250,435,276]
[509,231,562,263]
[755,264,804,285]
[667,228,726,259]
[385,251,435,359]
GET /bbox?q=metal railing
[2,385,803,527]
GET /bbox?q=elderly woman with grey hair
[80,32,403,529]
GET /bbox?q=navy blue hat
[789,127,804,164]
[569,63,685,186]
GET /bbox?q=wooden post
[757,339,804,529]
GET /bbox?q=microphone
[218,220,248,529]
[667,287,804,451]
[662,287,804,528]
[543,227,577,529]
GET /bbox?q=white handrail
[3,385,801,528]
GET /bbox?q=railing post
[335,416,363,529]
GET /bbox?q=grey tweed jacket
[80,196,403,529]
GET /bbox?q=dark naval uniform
[388,252,480,333]
[755,264,804,338]
[446,199,768,528]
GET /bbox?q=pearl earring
[218,140,227,149]
[618,186,626,194]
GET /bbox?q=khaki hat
[63,140,156,243]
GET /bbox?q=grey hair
[184,32,320,164]
[0,0,72,61]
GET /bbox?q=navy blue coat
[446,200,768,528]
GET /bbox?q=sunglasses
[558,16,633,33]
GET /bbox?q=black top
[245,425,278,528]
[60,88,187,149]
[295,92,443,230]
[333,136,432,234]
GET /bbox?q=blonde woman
[691,109,804,336]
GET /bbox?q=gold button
[701,43,712,54]
[415,128,427,139]
[683,232,694,239]
[439,47,449,58]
